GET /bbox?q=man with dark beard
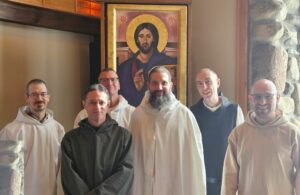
[118,22,177,106]
[130,66,206,195]
[0,79,65,195]
[148,76,172,109]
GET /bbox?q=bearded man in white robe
[130,66,206,195]
[0,79,65,195]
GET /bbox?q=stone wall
[249,0,300,126]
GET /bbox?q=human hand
[133,69,144,91]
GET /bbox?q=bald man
[190,68,244,195]
[221,79,300,195]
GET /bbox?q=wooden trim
[187,3,192,106]
[236,0,248,114]
[100,1,106,68]
[100,0,191,5]
[0,1,100,35]
[100,0,192,67]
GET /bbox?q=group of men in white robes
[1,66,300,195]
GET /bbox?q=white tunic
[73,95,135,129]
[130,91,206,195]
[0,106,65,195]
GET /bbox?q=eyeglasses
[27,92,48,98]
[250,93,276,102]
[99,77,119,83]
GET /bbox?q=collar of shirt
[25,107,48,123]
[203,98,223,112]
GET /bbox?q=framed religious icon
[106,3,187,106]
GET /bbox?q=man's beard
[32,101,46,112]
[149,90,172,109]
[137,42,153,54]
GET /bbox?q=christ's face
[137,28,154,54]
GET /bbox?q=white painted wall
[190,0,237,105]
[0,21,91,131]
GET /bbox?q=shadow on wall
[0,21,91,131]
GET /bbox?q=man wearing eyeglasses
[221,79,300,195]
[190,68,244,195]
[0,79,65,195]
[73,68,135,129]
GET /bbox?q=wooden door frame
[236,0,248,113]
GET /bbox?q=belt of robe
[206,177,221,184]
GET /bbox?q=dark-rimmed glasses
[27,92,48,98]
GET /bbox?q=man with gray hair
[73,68,134,129]
[61,84,133,195]
[130,66,206,195]
[221,79,300,195]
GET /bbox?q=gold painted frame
[107,3,187,105]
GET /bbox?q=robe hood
[16,106,55,125]
[112,95,131,112]
[78,114,119,133]
[245,110,287,128]
[139,90,180,115]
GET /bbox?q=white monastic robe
[130,91,206,195]
[0,106,65,195]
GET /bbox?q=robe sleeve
[61,135,90,195]
[188,112,206,194]
[0,126,13,140]
[86,131,133,195]
[221,130,239,195]
[236,106,245,126]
